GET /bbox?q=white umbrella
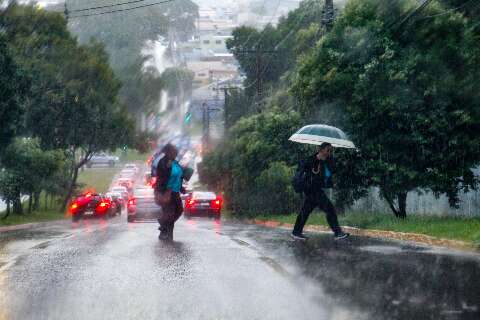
[289,124,356,149]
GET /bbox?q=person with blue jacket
[155,143,186,241]
[291,142,349,241]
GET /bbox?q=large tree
[293,0,480,217]
[0,34,27,157]
[1,4,134,209]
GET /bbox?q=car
[110,186,129,201]
[105,191,125,209]
[184,191,222,220]
[115,177,134,191]
[86,153,119,168]
[119,169,136,179]
[105,194,122,215]
[127,187,163,222]
[123,163,139,173]
[69,192,116,221]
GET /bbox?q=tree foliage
[0,138,63,215]
[0,32,27,156]
[1,4,135,210]
[292,0,480,217]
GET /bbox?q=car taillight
[186,199,195,208]
[99,201,108,207]
[128,198,136,206]
[150,177,157,187]
[96,200,110,212]
[69,202,79,213]
[211,197,222,209]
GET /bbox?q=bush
[254,162,302,215]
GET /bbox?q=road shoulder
[247,218,479,253]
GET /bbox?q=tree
[0,34,27,157]
[200,108,304,215]
[0,138,63,216]
[292,0,480,217]
[1,5,134,209]
[55,0,198,117]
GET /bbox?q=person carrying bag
[154,143,191,241]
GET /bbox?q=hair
[162,143,177,155]
[318,142,332,151]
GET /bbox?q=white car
[116,178,134,191]
[110,186,129,200]
[87,153,119,168]
[119,169,136,179]
[124,163,139,173]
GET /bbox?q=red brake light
[128,198,135,206]
[185,199,195,208]
[99,201,109,208]
[69,203,79,213]
[211,197,222,209]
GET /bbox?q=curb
[248,219,479,253]
[0,219,67,233]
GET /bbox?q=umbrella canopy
[289,124,356,149]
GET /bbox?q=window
[203,40,210,44]
[215,40,222,44]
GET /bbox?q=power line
[393,0,434,30]
[69,0,174,19]
[419,0,478,20]
[69,0,165,13]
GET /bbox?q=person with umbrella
[289,125,352,241]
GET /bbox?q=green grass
[77,167,119,193]
[255,211,480,245]
[0,209,65,227]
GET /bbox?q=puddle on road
[358,245,405,255]
[259,256,290,277]
[232,238,251,247]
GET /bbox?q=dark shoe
[291,232,308,241]
[334,232,350,240]
[159,231,169,241]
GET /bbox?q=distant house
[186,61,238,86]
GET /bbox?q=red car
[69,192,117,222]
[184,191,222,220]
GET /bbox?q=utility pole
[64,2,69,22]
[232,48,279,112]
[202,102,210,150]
[322,0,334,31]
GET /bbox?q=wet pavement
[0,216,479,320]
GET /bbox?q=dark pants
[158,192,183,239]
[293,189,342,235]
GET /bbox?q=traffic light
[184,111,192,124]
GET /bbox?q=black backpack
[292,161,311,193]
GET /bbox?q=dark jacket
[300,154,335,191]
[155,154,171,192]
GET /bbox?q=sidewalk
[248,218,479,253]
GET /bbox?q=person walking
[155,143,186,241]
[291,142,349,241]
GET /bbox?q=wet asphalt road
[0,216,479,320]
